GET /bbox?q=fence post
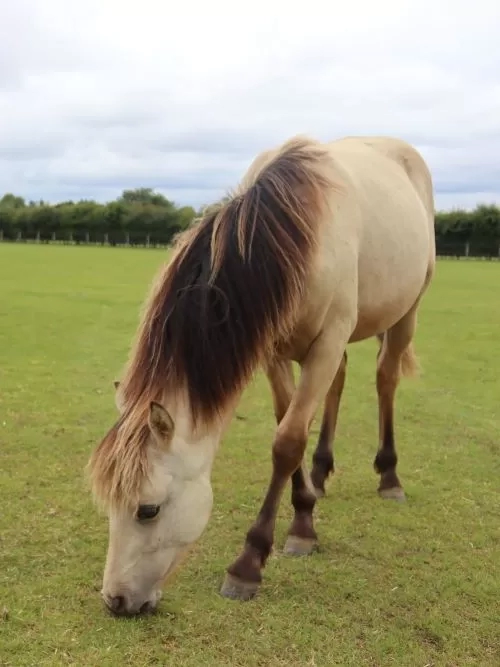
[85,231,90,244]
[125,232,130,246]
[35,230,40,243]
[51,232,56,242]
[146,234,150,248]
[17,230,22,242]
[104,233,108,245]
[465,242,470,257]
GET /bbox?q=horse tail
[376,334,420,378]
[400,341,420,378]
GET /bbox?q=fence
[0,229,172,248]
[1,230,500,259]
[436,241,500,260]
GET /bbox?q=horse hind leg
[374,307,420,502]
[283,459,319,556]
[310,350,347,498]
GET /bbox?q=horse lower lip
[139,601,156,614]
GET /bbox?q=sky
[1,0,499,212]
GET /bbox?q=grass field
[1,243,499,667]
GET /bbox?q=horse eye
[136,504,160,521]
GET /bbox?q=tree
[118,188,175,208]
[0,193,26,209]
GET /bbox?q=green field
[1,244,499,667]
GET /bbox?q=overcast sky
[1,0,499,211]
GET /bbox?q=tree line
[435,204,500,256]
[0,189,499,256]
[0,189,197,246]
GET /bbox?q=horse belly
[350,286,422,342]
[350,223,430,342]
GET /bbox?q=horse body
[88,134,435,614]
[277,136,435,361]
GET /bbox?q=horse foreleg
[219,327,351,601]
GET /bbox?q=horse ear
[148,402,175,445]
[114,380,124,412]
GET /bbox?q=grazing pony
[88,135,435,614]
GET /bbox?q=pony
[87,134,435,615]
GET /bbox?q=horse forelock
[87,400,153,511]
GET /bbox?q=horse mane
[88,135,340,509]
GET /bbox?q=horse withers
[88,134,435,614]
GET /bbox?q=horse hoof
[378,487,406,502]
[283,535,318,556]
[219,573,260,601]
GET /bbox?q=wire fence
[0,230,172,248]
[436,241,500,260]
[1,230,500,259]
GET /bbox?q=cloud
[0,0,499,210]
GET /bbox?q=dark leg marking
[310,351,347,497]
[283,463,318,555]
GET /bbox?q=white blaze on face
[101,401,219,616]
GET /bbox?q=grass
[0,243,499,667]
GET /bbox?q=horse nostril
[109,595,126,614]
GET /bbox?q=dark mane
[88,135,340,508]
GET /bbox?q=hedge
[1,191,499,257]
